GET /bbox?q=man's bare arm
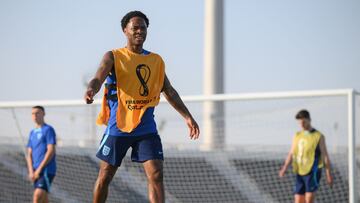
[162,74,200,139]
[279,137,296,177]
[319,135,333,185]
[84,51,114,104]
[26,148,34,180]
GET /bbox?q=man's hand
[326,170,333,187]
[84,88,95,104]
[185,117,200,140]
[278,167,286,178]
[28,171,34,182]
[33,169,41,181]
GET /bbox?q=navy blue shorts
[294,169,322,194]
[33,172,55,192]
[96,133,164,167]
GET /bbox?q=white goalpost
[198,89,358,203]
[0,88,358,203]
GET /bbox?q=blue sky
[0,0,359,101]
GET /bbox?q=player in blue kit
[26,106,56,203]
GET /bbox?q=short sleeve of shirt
[45,127,56,145]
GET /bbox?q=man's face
[123,17,147,46]
[297,118,311,130]
[31,108,44,124]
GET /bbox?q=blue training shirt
[105,49,158,136]
[27,123,56,175]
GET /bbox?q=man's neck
[303,126,313,132]
[35,122,44,128]
[126,44,143,54]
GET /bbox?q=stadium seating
[0,146,356,203]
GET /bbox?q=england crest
[37,133,43,140]
[102,145,110,156]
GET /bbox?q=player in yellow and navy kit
[279,110,333,203]
[84,11,200,203]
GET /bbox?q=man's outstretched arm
[84,51,114,104]
[162,74,200,139]
[279,138,296,177]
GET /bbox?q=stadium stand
[0,146,356,203]
[231,158,349,203]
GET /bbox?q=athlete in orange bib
[96,47,165,133]
[84,11,200,203]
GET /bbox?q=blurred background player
[279,109,333,203]
[26,106,57,203]
[84,11,200,203]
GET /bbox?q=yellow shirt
[292,130,324,175]
[97,48,165,133]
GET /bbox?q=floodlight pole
[202,0,225,151]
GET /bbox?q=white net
[0,91,359,203]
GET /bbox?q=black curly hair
[121,11,149,30]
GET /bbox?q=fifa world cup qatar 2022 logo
[136,64,151,97]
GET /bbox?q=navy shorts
[96,133,164,167]
[294,169,322,194]
[33,172,55,192]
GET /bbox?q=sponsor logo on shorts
[158,151,163,155]
[102,145,110,156]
